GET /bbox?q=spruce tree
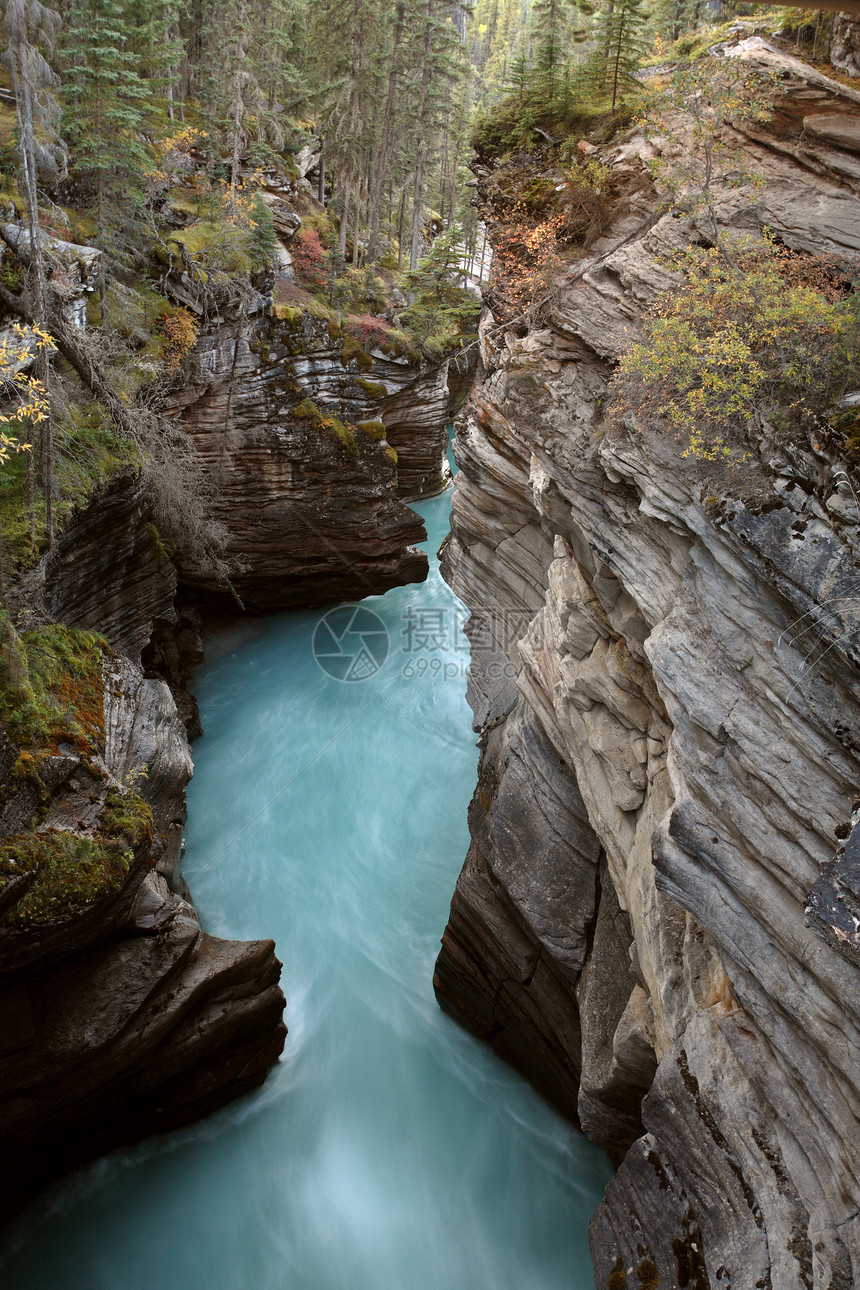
[61,0,151,260]
[529,0,574,108]
[126,0,184,122]
[591,0,649,109]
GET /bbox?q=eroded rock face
[163,312,460,610]
[0,654,286,1215]
[38,476,176,661]
[436,44,860,1289]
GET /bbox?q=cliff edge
[435,40,860,1289]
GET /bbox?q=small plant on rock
[609,234,860,461]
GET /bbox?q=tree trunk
[8,15,52,549]
[367,2,406,262]
[447,138,459,231]
[611,10,625,111]
[409,0,437,272]
[352,175,361,267]
[339,178,352,256]
[42,386,52,547]
[397,186,406,270]
[410,144,427,271]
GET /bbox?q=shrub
[609,234,860,461]
[156,307,199,374]
[345,313,393,352]
[292,227,327,289]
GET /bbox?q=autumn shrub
[489,212,566,316]
[557,157,614,248]
[156,307,199,374]
[345,313,394,352]
[609,234,860,461]
[292,226,327,289]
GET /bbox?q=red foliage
[292,227,326,288]
[345,313,392,350]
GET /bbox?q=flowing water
[1,446,612,1290]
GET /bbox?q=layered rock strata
[37,475,177,660]
[164,311,464,610]
[0,651,286,1216]
[436,41,860,1289]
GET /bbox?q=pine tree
[61,0,151,261]
[591,0,649,108]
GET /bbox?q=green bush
[609,234,860,461]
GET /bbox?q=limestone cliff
[0,640,286,1215]
[435,40,860,1289]
[163,309,462,611]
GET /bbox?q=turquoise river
[0,448,612,1290]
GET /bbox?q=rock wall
[36,476,177,661]
[163,311,461,610]
[0,651,286,1215]
[436,41,860,1289]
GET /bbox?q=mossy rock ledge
[0,624,286,1218]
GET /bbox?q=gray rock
[436,43,860,1289]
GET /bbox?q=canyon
[0,264,462,1214]
[2,28,860,1290]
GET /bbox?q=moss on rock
[357,420,387,441]
[340,334,373,370]
[356,378,387,399]
[0,781,152,928]
[0,617,108,756]
[292,398,359,457]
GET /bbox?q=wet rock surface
[436,44,860,1289]
[0,654,286,1216]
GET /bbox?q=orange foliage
[157,308,199,374]
[489,212,566,316]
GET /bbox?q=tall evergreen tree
[403,0,466,269]
[61,0,151,261]
[591,0,648,108]
[310,0,386,256]
[126,0,184,122]
[529,0,574,105]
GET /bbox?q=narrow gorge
[2,6,860,1290]
[0,257,467,1216]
